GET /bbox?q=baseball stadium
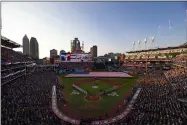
[2,34,187,125]
[1,2,187,125]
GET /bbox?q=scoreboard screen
[61,53,71,61]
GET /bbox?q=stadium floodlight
[144,38,147,50]
[138,40,141,50]
[151,37,155,49]
[133,41,135,50]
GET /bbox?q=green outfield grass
[58,76,137,114]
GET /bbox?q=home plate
[92,86,98,88]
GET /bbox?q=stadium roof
[127,42,187,53]
[1,36,22,48]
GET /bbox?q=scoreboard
[61,53,92,62]
[70,53,92,62]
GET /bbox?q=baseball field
[57,72,137,118]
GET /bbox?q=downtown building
[30,37,39,59]
[50,49,58,58]
[90,45,97,60]
[22,34,30,55]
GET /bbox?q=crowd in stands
[1,70,69,125]
[165,67,187,99]
[1,63,26,71]
[123,62,145,68]
[1,47,34,63]
[173,55,187,61]
[1,66,25,77]
[111,70,187,125]
[173,61,187,68]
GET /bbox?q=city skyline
[1,2,187,58]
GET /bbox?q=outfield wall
[51,85,80,125]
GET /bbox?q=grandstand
[125,42,187,61]
[1,36,34,64]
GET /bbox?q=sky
[1,2,187,59]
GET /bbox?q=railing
[51,85,80,125]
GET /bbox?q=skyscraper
[22,34,29,55]
[30,37,39,59]
[90,45,97,60]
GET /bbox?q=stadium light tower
[149,33,152,49]
[152,37,155,49]
[144,38,147,50]
[82,41,84,52]
[133,41,135,50]
[138,40,141,50]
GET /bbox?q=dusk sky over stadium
[2,2,187,58]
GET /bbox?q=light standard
[144,38,147,50]
[151,37,155,49]
[133,41,135,51]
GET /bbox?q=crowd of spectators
[165,67,187,99]
[111,70,187,125]
[173,55,187,61]
[1,70,69,125]
[1,47,34,63]
[123,62,145,68]
[1,63,26,71]
[173,61,187,68]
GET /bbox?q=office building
[30,37,39,59]
[50,49,57,58]
[71,38,84,53]
[90,45,97,60]
[22,34,29,55]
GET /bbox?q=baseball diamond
[56,71,137,120]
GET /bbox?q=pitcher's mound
[85,94,101,102]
